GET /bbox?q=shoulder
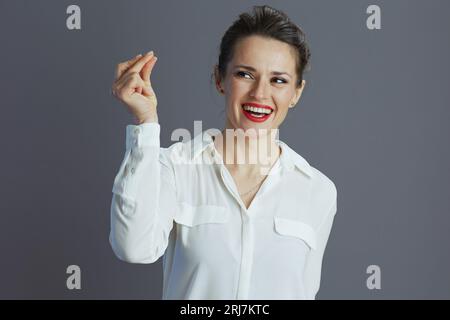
[159,130,208,167]
[281,141,336,199]
[298,159,338,230]
[308,165,337,215]
[281,141,337,221]
[159,140,185,168]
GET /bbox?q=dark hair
[215,5,311,88]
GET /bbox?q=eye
[236,71,252,79]
[236,71,287,84]
[273,77,287,84]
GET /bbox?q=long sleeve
[303,198,338,299]
[109,122,179,264]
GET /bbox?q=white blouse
[109,122,337,300]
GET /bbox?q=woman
[109,5,337,300]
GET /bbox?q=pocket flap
[175,202,229,227]
[274,216,317,250]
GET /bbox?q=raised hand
[112,51,159,124]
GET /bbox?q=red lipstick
[241,102,274,123]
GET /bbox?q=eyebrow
[234,64,292,78]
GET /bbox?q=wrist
[134,114,158,125]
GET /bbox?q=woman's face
[216,35,305,136]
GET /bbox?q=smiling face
[215,35,306,136]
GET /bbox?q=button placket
[236,211,254,299]
[219,166,246,211]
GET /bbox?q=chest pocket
[173,202,230,262]
[174,202,229,226]
[273,216,317,250]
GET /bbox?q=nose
[250,78,270,101]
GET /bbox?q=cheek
[273,98,291,122]
[275,106,289,121]
[226,82,248,112]
[274,92,292,110]
[274,89,295,111]
[229,79,249,96]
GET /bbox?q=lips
[241,102,274,123]
[242,102,274,112]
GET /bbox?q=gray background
[1,0,449,299]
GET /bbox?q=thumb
[142,83,155,98]
[141,56,158,83]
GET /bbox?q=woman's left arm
[302,199,338,299]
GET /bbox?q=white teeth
[242,105,272,114]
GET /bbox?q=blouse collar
[186,130,313,178]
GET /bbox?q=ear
[289,80,306,108]
[214,65,224,94]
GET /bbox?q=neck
[212,123,281,176]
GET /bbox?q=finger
[115,54,143,80]
[116,73,144,98]
[123,51,155,78]
[141,56,158,84]
[112,71,131,93]
[115,54,142,80]
[114,70,139,90]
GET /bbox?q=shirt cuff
[126,122,160,150]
